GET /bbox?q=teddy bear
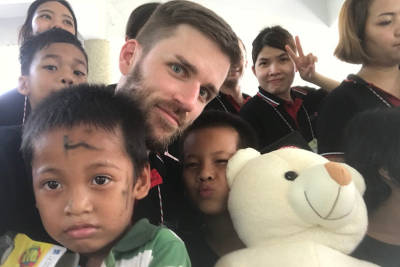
[215,147,379,267]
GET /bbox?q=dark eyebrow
[42,54,61,61]
[175,55,218,97]
[37,9,55,14]
[176,55,198,75]
[257,57,271,62]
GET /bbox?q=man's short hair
[251,25,295,65]
[180,110,258,158]
[21,84,148,178]
[334,0,374,64]
[125,2,161,39]
[345,107,400,212]
[136,0,240,66]
[19,28,88,76]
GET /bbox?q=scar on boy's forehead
[63,135,99,152]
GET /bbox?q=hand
[285,36,318,82]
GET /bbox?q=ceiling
[0,0,344,45]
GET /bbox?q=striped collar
[257,86,309,107]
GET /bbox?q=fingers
[295,36,304,57]
[285,44,297,62]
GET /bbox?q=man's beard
[119,60,190,152]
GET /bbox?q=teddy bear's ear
[344,164,366,195]
[226,148,260,187]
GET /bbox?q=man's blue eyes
[171,64,183,74]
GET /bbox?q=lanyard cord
[349,77,392,108]
[215,94,228,112]
[366,86,392,108]
[257,93,315,139]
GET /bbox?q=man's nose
[174,81,200,112]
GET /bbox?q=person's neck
[358,64,400,98]
[84,254,106,267]
[220,85,244,107]
[367,191,400,245]
[204,211,245,257]
[277,90,292,102]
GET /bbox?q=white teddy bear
[215,147,379,267]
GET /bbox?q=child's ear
[251,65,256,76]
[132,163,151,200]
[119,39,140,75]
[18,75,30,96]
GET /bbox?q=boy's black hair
[19,0,78,45]
[125,2,161,39]
[180,110,258,158]
[21,84,148,178]
[20,28,88,76]
[252,25,295,65]
[344,107,400,212]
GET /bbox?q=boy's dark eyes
[183,162,199,169]
[92,175,111,185]
[44,65,57,71]
[44,180,61,190]
[74,70,86,77]
[215,159,229,165]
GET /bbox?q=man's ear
[18,75,30,96]
[133,163,151,200]
[119,39,140,75]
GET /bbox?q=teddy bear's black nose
[284,171,298,181]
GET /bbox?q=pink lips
[156,105,180,127]
[199,186,214,198]
[268,78,283,83]
[65,224,98,239]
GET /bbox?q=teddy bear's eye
[284,171,298,181]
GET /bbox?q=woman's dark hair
[19,0,78,45]
[252,25,295,65]
[344,107,400,212]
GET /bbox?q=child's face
[32,1,76,36]
[31,125,149,254]
[182,126,238,215]
[19,42,87,109]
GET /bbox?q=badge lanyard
[366,86,392,108]
[257,92,317,152]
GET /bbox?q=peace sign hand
[285,36,318,82]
